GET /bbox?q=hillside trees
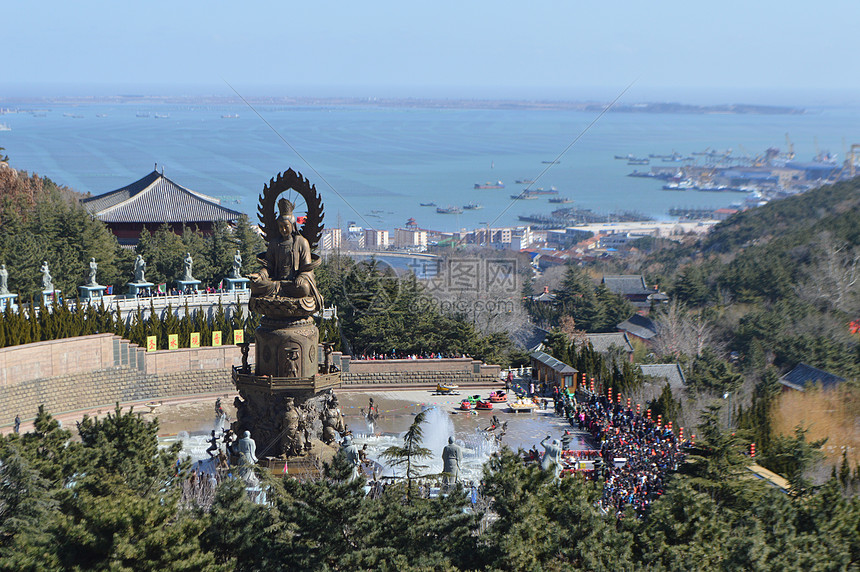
[527,264,635,332]
[317,256,517,364]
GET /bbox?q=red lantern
[646,409,651,420]
[750,443,756,458]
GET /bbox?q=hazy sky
[4,0,859,104]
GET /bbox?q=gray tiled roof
[530,351,578,374]
[640,363,686,390]
[602,274,653,296]
[617,314,658,340]
[577,332,635,354]
[82,171,242,224]
[516,325,550,352]
[778,363,846,392]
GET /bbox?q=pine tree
[381,409,432,502]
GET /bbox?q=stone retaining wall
[1,366,236,427]
[0,334,501,426]
[342,371,500,386]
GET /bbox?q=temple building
[82,169,243,246]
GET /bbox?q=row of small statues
[0,262,57,295]
[0,249,246,295]
[132,250,244,284]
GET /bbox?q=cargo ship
[475,181,504,189]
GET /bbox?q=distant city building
[394,227,427,249]
[364,229,390,249]
[598,232,647,249]
[82,169,242,246]
[346,222,365,249]
[320,228,342,251]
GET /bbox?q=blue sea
[1,100,858,233]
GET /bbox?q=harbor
[621,142,858,213]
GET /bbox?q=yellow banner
[190,332,200,348]
[146,336,157,352]
[168,333,179,350]
[212,331,222,346]
[233,329,244,344]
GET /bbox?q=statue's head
[448,436,454,444]
[276,198,297,238]
[552,439,559,446]
[91,257,95,262]
[343,435,352,446]
[243,431,251,438]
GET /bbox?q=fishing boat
[548,197,573,204]
[474,181,504,189]
[419,202,437,207]
[463,202,483,210]
[0,123,10,132]
[515,179,535,184]
[511,192,539,200]
[221,114,240,119]
[437,206,463,214]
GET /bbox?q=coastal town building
[364,229,390,249]
[320,228,343,251]
[393,227,428,249]
[82,169,242,246]
[346,223,365,249]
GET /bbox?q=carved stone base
[255,317,319,378]
[232,386,314,459]
[231,380,344,459]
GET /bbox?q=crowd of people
[548,388,684,518]
[356,350,471,361]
